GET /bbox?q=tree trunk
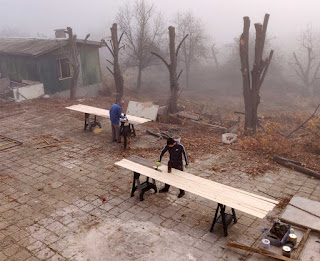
[137,65,142,90]
[168,26,179,113]
[150,27,188,114]
[239,14,273,134]
[67,27,80,100]
[111,23,124,103]
[70,68,79,100]
[185,64,190,89]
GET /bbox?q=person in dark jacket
[110,100,126,143]
[156,138,189,198]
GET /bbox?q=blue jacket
[110,104,126,125]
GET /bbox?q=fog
[1,0,320,99]
[1,0,320,45]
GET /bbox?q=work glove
[156,162,161,167]
[185,164,190,168]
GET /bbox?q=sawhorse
[84,113,101,131]
[131,172,157,201]
[120,121,136,137]
[210,203,237,237]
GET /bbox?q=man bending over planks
[156,138,189,198]
[110,100,127,143]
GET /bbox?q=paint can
[282,246,291,257]
[288,234,297,245]
[261,239,270,250]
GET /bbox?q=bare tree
[151,26,188,113]
[101,23,125,103]
[291,25,320,96]
[239,14,274,133]
[117,0,165,90]
[173,12,207,89]
[65,27,90,100]
[211,43,219,68]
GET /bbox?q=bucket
[282,246,291,257]
[261,239,270,250]
[288,234,297,245]
[172,136,181,144]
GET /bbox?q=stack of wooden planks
[115,158,278,219]
[66,104,151,125]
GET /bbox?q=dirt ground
[0,91,320,261]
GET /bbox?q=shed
[0,38,102,95]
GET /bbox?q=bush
[239,122,293,157]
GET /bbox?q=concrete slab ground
[0,100,319,260]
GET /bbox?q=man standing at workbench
[156,138,189,198]
[110,100,126,143]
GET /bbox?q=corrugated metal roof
[0,38,101,57]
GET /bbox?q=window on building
[57,58,72,79]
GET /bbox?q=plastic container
[222,133,237,144]
[263,223,291,246]
[172,136,181,144]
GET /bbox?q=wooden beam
[280,218,320,234]
[228,242,296,261]
[291,228,311,259]
[274,156,320,180]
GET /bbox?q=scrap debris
[29,134,71,149]
[274,155,320,180]
[0,135,22,152]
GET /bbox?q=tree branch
[286,103,320,138]
[176,34,189,56]
[177,69,183,80]
[293,52,306,80]
[259,50,274,89]
[106,66,114,75]
[118,32,124,45]
[101,39,114,57]
[311,61,320,85]
[151,51,170,69]
[106,59,114,66]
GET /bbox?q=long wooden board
[128,157,277,212]
[115,159,278,219]
[228,242,296,261]
[280,196,320,233]
[66,104,151,125]
[158,165,278,207]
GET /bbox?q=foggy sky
[0,0,319,46]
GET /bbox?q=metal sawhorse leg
[84,113,101,131]
[130,172,157,201]
[210,203,237,237]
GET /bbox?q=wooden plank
[128,158,278,211]
[280,217,320,234]
[289,196,320,218]
[66,104,151,125]
[120,159,275,214]
[228,242,296,261]
[158,165,278,205]
[115,159,277,218]
[281,196,320,233]
[291,228,311,259]
[157,165,278,210]
[116,161,266,218]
